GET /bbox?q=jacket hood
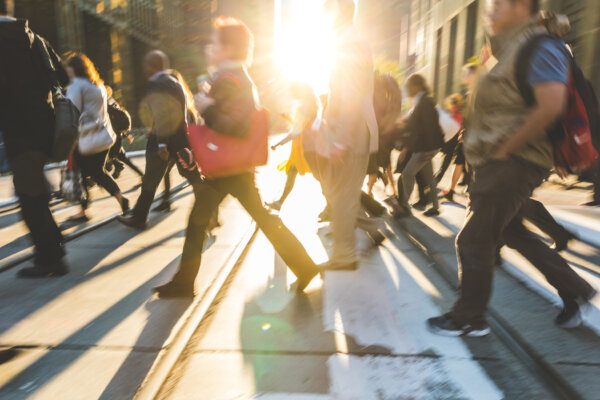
[0,18,35,49]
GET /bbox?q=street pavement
[0,145,599,399]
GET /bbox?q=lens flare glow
[275,0,335,94]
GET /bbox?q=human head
[444,93,465,112]
[323,0,355,31]
[405,73,430,98]
[486,0,539,35]
[207,17,254,67]
[66,53,103,85]
[143,50,170,79]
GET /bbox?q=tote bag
[187,109,269,178]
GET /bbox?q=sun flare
[274,0,336,94]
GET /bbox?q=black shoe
[423,207,440,217]
[117,215,147,230]
[555,301,583,328]
[18,260,69,278]
[393,205,413,218]
[153,201,171,212]
[152,281,194,298]
[120,197,130,215]
[112,163,124,179]
[411,200,428,211]
[0,348,19,364]
[439,190,454,202]
[427,313,490,337]
[551,231,577,252]
[319,260,359,271]
[581,200,600,207]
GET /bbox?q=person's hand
[330,144,346,165]
[157,144,169,161]
[271,144,278,151]
[194,94,215,112]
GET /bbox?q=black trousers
[74,149,121,209]
[170,172,317,286]
[132,150,176,222]
[522,198,572,243]
[452,157,593,324]
[435,135,459,182]
[11,151,65,265]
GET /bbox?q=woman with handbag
[65,53,129,222]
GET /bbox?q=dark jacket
[0,19,68,160]
[142,71,189,154]
[404,95,444,153]
[201,65,257,138]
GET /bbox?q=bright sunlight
[274,0,336,94]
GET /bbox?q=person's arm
[201,77,254,138]
[491,40,569,160]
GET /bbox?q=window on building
[446,17,458,96]
[464,0,478,63]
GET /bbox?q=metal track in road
[0,181,190,274]
[133,224,258,400]
[395,219,585,400]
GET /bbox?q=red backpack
[516,34,599,174]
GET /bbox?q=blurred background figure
[395,73,444,217]
[318,0,382,271]
[65,53,130,223]
[438,93,465,203]
[268,81,318,211]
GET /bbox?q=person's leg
[131,151,170,222]
[159,180,225,294]
[367,174,377,196]
[153,160,175,212]
[278,166,298,204]
[12,152,66,275]
[450,159,547,326]
[435,136,458,182]
[399,153,429,210]
[320,152,370,266]
[81,150,128,212]
[522,199,575,250]
[420,158,439,213]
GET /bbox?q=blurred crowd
[0,0,598,338]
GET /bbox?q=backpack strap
[514,33,565,106]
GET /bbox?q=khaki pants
[318,152,381,264]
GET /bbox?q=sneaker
[112,163,125,179]
[427,313,490,337]
[423,208,440,217]
[555,301,582,328]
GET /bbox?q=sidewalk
[0,186,254,399]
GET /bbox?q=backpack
[107,98,131,136]
[515,34,599,173]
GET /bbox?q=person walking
[317,0,383,271]
[268,82,318,211]
[65,54,129,222]
[395,74,444,217]
[428,0,596,337]
[0,12,69,277]
[438,94,466,203]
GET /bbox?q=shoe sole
[427,324,490,337]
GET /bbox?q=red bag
[187,109,269,178]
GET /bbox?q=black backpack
[515,34,600,172]
[107,98,131,136]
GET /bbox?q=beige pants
[318,152,382,264]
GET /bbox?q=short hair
[214,16,254,65]
[406,73,430,95]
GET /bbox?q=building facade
[401,0,600,102]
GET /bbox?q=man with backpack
[0,9,70,277]
[428,0,596,337]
